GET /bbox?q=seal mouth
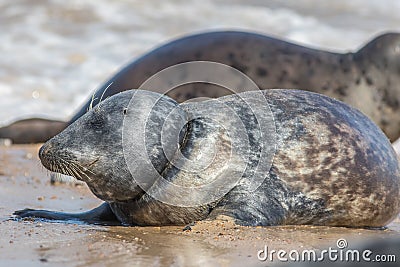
[39,143,96,182]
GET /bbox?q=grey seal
[14,89,400,227]
[2,31,400,143]
[0,118,65,144]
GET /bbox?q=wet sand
[1,144,399,267]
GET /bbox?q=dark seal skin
[14,89,400,227]
[0,118,65,144]
[2,31,400,143]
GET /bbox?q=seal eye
[123,108,128,115]
[89,112,104,130]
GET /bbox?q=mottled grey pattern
[75,32,400,141]
[2,31,400,144]
[264,90,400,227]
[14,89,400,227]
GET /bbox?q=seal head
[39,90,187,202]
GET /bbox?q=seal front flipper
[13,202,120,225]
[206,176,287,226]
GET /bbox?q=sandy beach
[0,144,399,266]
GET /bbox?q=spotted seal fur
[2,31,400,143]
[14,89,400,227]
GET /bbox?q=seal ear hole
[123,108,128,115]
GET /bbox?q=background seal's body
[2,31,400,143]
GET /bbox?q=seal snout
[39,142,51,161]
[38,142,55,171]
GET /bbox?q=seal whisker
[94,82,114,112]
[73,170,84,181]
[57,164,64,175]
[59,161,74,179]
[72,160,96,175]
[68,165,83,180]
[87,81,113,112]
[88,94,96,111]
[56,160,68,174]
[86,158,99,169]
[51,161,60,174]
[44,153,95,182]
[63,164,74,178]
[74,167,92,182]
[61,161,78,179]
[99,82,113,104]
[79,171,92,182]
[69,162,93,181]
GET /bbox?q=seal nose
[38,142,51,162]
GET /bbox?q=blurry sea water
[1,0,400,125]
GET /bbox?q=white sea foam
[0,0,399,125]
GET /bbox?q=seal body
[14,89,400,227]
[2,31,400,143]
[70,31,400,142]
[0,118,65,144]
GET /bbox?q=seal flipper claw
[14,202,120,225]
